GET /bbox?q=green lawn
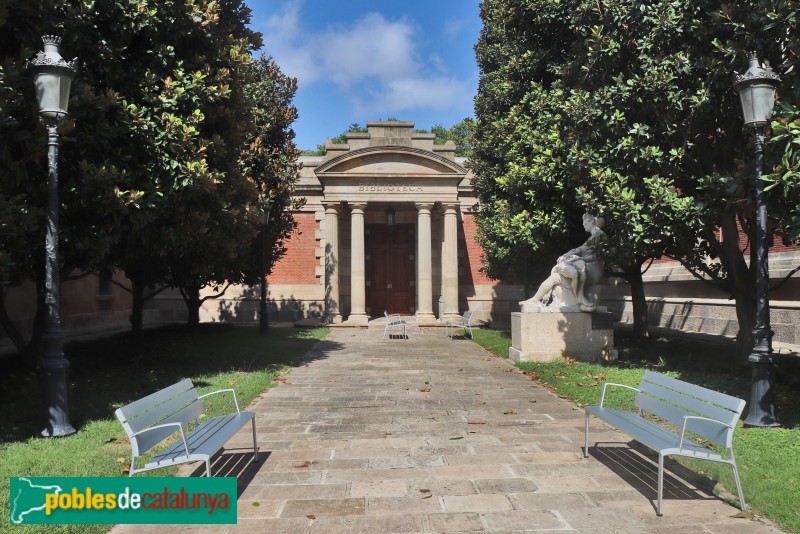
[472,328,800,533]
[0,324,328,533]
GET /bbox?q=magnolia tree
[0,0,301,352]
[472,0,800,356]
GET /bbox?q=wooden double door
[365,224,415,315]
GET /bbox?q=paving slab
[110,326,783,533]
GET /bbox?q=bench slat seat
[116,379,258,477]
[585,407,722,460]
[146,412,256,471]
[584,371,746,516]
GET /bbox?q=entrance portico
[311,123,467,325]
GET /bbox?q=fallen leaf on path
[732,511,755,519]
[419,388,431,392]
[449,436,464,440]
[503,409,516,415]
[419,489,431,493]
[293,461,312,468]
[251,502,260,507]
[421,494,432,499]
[467,422,486,425]
[307,514,316,519]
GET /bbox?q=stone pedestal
[509,307,614,362]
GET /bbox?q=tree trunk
[718,214,756,362]
[732,290,756,363]
[625,266,650,339]
[180,286,201,328]
[130,279,145,339]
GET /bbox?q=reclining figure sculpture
[520,213,606,313]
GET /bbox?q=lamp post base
[39,358,76,437]
[743,359,781,428]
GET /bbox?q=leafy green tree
[472,0,800,354]
[0,0,301,347]
[431,118,475,157]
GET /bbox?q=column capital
[415,202,434,213]
[321,200,341,213]
[441,203,459,214]
[349,202,367,213]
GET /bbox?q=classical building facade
[3,120,799,354]
[263,120,521,325]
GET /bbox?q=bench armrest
[678,415,732,450]
[198,388,241,413]
[130,422,191,457]
[599,382,640,407]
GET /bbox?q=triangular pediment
[315,146,466,176]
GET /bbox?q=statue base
[508,307,616,362]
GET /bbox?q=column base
[441,313,462,323]
[343,314,370,326]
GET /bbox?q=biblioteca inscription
[357,183,424,192]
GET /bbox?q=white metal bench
[115,378,258,477]
[445,310,473,339]
[383,310,408,339]
[584,370,746,516]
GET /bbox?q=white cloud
[358,76,475,117]
[258,1,473,115]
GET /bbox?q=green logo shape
[9,477,237,524]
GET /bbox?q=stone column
[442,203,460,320]
[415,203,436,324]
[348,202,369,325]
[322,202,341,324]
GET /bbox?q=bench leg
[729,450,746,510]
[251,418,259,463]
[205,459,212,477]
[583,413,590,458]
[657,453,664,516]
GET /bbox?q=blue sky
[246,1,482,151]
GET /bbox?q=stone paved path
[112,325,782,533]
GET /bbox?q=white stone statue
[520,213,606,312]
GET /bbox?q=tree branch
[199,282,235,304]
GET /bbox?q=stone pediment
[315,146,466,177]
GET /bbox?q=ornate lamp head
[28,35,78,121]
[733,51,781,128]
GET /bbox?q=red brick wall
[460,213,495,286]
[269,212,318,284]
[648,225,799,266]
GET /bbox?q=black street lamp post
[28,35,78,437]
[733,52,781,428]
[259,202,271,337]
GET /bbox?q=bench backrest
[635,371,745,448]
[115,378,203,457]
